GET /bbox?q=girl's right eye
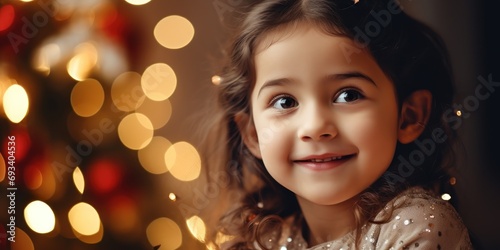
[270,95,298,110]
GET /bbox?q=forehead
[254,21,345,54]
[253,22,379,72]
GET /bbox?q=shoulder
[368,187,472,249]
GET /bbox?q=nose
[297,106,337,141]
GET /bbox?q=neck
[297,195,358,246]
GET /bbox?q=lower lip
[294,156,351,171]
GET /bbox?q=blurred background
[0,0,498,249]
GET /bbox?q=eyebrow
[328,72,376,86]
[257,71,376,97]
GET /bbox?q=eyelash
[268,88,365,110]
[269,94,297,110]
[334,88,365,103]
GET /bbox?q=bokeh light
[27,161,57,201]
[24,200,56,234]
[111,71,145,112]
[146,217,182,250]
[88,158,122,194]
[73,167,85,194]
[135,98,172,129]
[165,141,201,181]
[138,136,172,174]
[71,79,105,117]
[124,0,151,5]
[168,192,177,202]
[118,113,154,150]
[441,193,452,201]
[141,63,177,101]
[186,215,206,243]
[73,222,104,244]
[3,84,29,123]
[11,227,34,250]
[67,42,98,81]
[33,43,61,75]
[211,75,221,85]
[68,202,101,236]
[449,177,457,185]
[154,15,195,49]
[0,154,5,182]
[0,5,15,32]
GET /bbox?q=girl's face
[247,23,400,206]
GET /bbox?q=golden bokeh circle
[24,200,56,234]
[71,79,105,117]
[3,84,29,123]
[164,141,201,181]
[68,202,101,236]
[118,113,154,150]
[125,0,151,5]
[154,15,195,49]
[146,217,182,250]
[141,63,177,101]
[135,98,172,129]
[111,71,145,112]
[138,136,172,174]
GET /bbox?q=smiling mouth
[294,154,355,170]
[295,154,355,163]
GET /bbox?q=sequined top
[269,187,472,250]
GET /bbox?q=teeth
[310,156,343,162]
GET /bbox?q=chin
[302,194,354,206]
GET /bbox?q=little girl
[201,0,473,249]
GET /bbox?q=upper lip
[294,153,355,162]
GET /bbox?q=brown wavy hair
[201,0,457,249]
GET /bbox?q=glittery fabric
[275,187,472,250]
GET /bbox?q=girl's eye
[334,89,364,103]
[271,96,298,110]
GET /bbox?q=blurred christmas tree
[0,0,209,249]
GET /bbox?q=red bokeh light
[0,5,15,32]
[88,158,123,194]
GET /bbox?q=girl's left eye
[334,89,364,103]
[270,95,298,110]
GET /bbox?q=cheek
[255,123,281,151]
[253,118,293,171]
[254,114,292,146]
[346,106,399,160]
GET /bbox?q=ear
[398,90,432,144]
[234,112,262,158]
